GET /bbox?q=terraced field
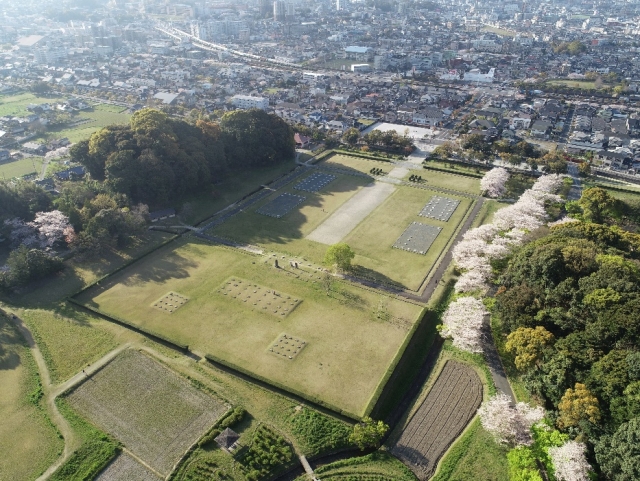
[391,361,483,480]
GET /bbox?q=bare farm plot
[391,360,483,480]
[67,349,227,476]
[96,452,161,481]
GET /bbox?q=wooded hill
[69,108,295,206]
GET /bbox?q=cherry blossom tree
[440,296,488,352]
[4,211,72,249]
[455,268,491,293]
[478,393,546,446]
[481,167,510,198]
[548,440,591,481]
[532,173,566,193]
[4,218,39,248]
[32,210,72,247]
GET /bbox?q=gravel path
[306,182,395,245]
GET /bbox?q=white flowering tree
[481,167,510,198]
[4,210,72,249]
[478,393,545,446]
[440,296,488,353]
[532,173,566,193]
[548,441,591,481]
[32,210,72,247]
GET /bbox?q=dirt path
[306,182,396,245]
[9,313,134,480]
[9,314,77,481]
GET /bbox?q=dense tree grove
[70,108,295,206]
[495,217,640,478]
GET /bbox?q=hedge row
[198,406,246,448]
[203,353,360,420]
[422,163,484,179]
[333,149,394,162]
[67,298,189,351]
[364,306,427,417]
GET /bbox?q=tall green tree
[324,243,356,271]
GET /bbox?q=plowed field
[391,361,483,480]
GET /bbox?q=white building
[231,95,269,110]
[463,68,495,83]
[351,63,371,73]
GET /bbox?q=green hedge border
[363,306,427,416]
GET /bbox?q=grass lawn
[212,170,472,290]
[546,80,600,90]
[0,92,130,143]
[37,108,131,143]
[320,59,372,70]
[210,171,370,262]
[91,103,128,114]
[322,153,393,175]
[471,199,509,228]
[0,92,63,117]
[481,25,516,37]
[0,157,43,179]
[0,313,63,481]
[75,239,423,417]
[13,231,175,309]
[19,309,118,384]
[431,417,509,481]
[344,186,473,290]
[187,159,298,225]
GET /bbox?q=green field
[0,157,43,179]
[212,158,475,290]
[547,80,600,90]
[76,239,423,417]
[0,92,63,116]
[481,25,516,37]
[19,309,118,384]
[0,92,130,144]
[323,153,394,175]
[0,314,63,481]
[431,417,509,481]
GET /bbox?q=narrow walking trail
[9,312,133,480]
[9,314,78,481]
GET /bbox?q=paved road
[567,162,583,201]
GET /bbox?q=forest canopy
[69,108,295,206]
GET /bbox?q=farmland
[75,239,423,417]
[391,360,483,480]
[66,349,227,476]
[0,92,131,144]
[20,309,118,383]
[0,157,43,179]
[96,453,161,481]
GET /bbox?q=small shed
[149,208,176,222]
[214,427,240,451]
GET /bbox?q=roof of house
[345,46,371,53]
[214,428,240,449]
[149,208,176,220]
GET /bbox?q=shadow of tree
[211,170,372,248]
[0,316,23,371]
